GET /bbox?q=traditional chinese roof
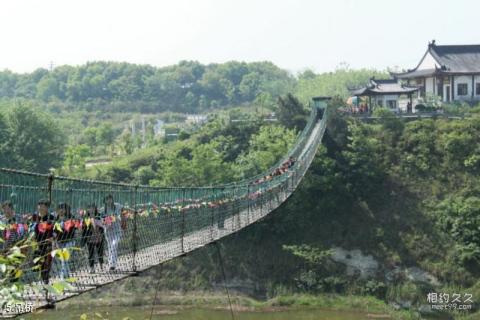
[351,78,418,96]
[392,68,438,79]
[392,41,480,79]
[432,44,480,72]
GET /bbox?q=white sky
[0,0,478,74]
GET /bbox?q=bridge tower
[312,96,331,119]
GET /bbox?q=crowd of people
[347,103,370,114]
[347,102,417,114]
[0,157,298,285]
[0,195,126,284]
[254,157,296,184]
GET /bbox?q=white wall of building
[425,77,434,95]
[417,52,440,70]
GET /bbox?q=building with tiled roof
[391,40,480,103]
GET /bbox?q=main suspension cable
[148,263,163,320]
[215,241,236,320]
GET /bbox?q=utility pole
[141,116,146,148]
[131,120,136,137]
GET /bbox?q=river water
[24,306,380,320]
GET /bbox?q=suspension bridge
[0,99,330,317]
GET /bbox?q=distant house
[391,41,480,103]
[186,114,208,125]
[350,78,418,112]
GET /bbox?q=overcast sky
[0,0,478,74]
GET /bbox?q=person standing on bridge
[81,204,106,273]
[1,200,23,252]
[54,203,76,280]
[102,194,125,272]
[31,199,55,284]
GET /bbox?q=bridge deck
[19,197,282,311]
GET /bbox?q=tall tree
[6,104,65,172]
[0,113,9,166]
[276,93,309,131]
[97,123,115,155]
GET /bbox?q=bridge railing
[221,106,320,187]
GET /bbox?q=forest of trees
[0,61,294,113]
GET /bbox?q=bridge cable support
[132,184,139,273]
[214,241,236,320]
[148,263,163,320]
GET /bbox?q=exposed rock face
[330,247,379,278]
[405,267,439,286]
[330,247,439,286]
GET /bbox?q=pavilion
[350,78,419,113]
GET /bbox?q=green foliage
[414,104,436,113]
[86,103,299,188]
[436,196,480,267]
[235,125,297,178]
[386,282,425,306]
[36,77,60,101]
[283,245,331,264]
[443,102,475,115]
[276,93,309,131]
[81,127,99,147]
[372,107,395,118]
[97,123,115,147]
[0,235,74,308]
[397,120,438,176]
[1,103,65,172]
[254,92,276,110]
[341,120,384,198]
[0,113,9,166]
[119,129,134,155]
[158,140,231,186]
[362,280,387,299]
[294,66,388,104]
[62,144,91,174]
[0,61,294,113]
